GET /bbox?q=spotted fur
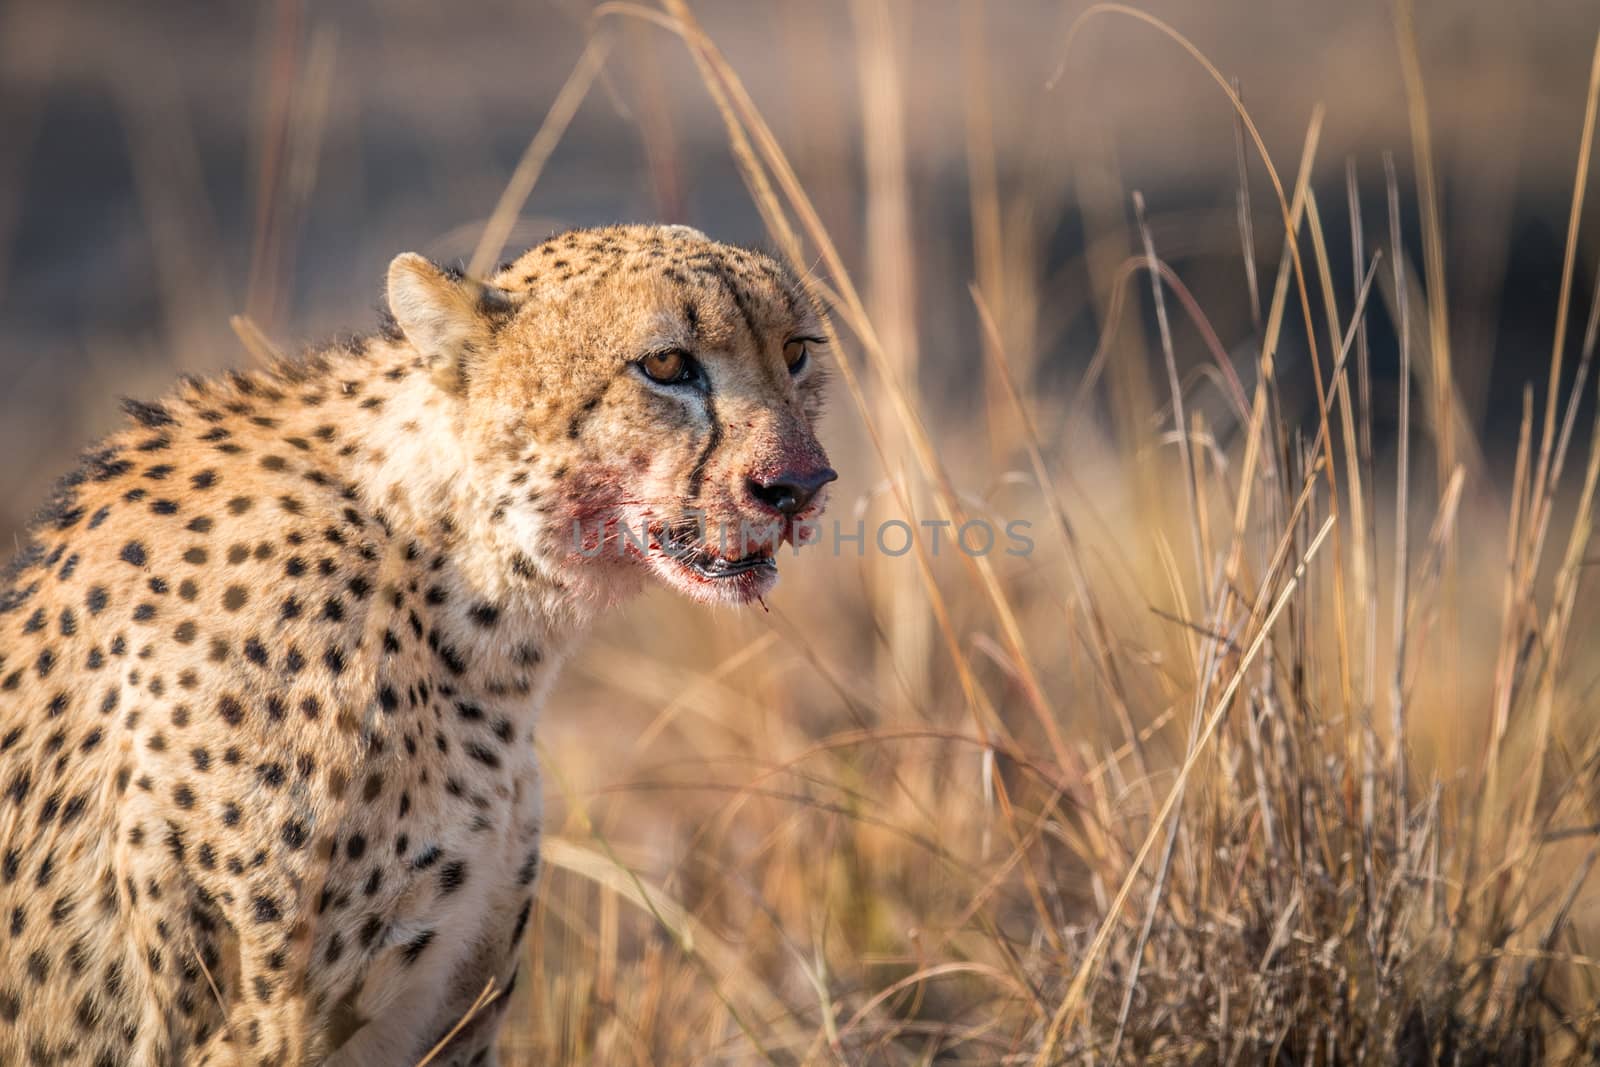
[0,225,832,1065]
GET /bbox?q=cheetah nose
[747,466,837,517]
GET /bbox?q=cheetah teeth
[658,527,777,579]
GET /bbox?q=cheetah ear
[386,253,521,396]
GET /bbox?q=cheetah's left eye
[784,337,821,374]
[638,348,697,385]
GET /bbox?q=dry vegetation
[497,5,1600,1064]
[8,1,1600,1063]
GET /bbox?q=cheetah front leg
[316,979,451,1067]
[319,927,517,1067]
[185,960,318,1067]
[179,862,326,1067]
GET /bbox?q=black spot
[378,686,399,713]
[323,647,346,674]
[438,861,467,894]
[401,929,435,964]
[217,696,244,725]
[467,602,500,628]
[466,743,501,770]
[120,542,148,567]
[511,898,533,944]
[281,821,307,850]
[251,895,281,923]
[346,834,367,860]
[122,398,175,427]
[435,644,467,675]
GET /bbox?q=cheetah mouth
[658,526,778,581]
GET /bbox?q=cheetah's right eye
[637,348,697,386]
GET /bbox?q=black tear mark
[686,385,722,502]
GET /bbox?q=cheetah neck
[284,341,601,678]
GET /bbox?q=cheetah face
[386,225,834,606]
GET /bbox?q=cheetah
[0,224,834,1065]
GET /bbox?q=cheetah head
[385,224,834,607]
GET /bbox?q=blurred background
[5,1,1600,1062]
[4,0,1600,518]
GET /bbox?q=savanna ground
[3,1,1600,1063]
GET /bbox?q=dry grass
[8,1,1600,1063]
[494,5,1600,1064]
